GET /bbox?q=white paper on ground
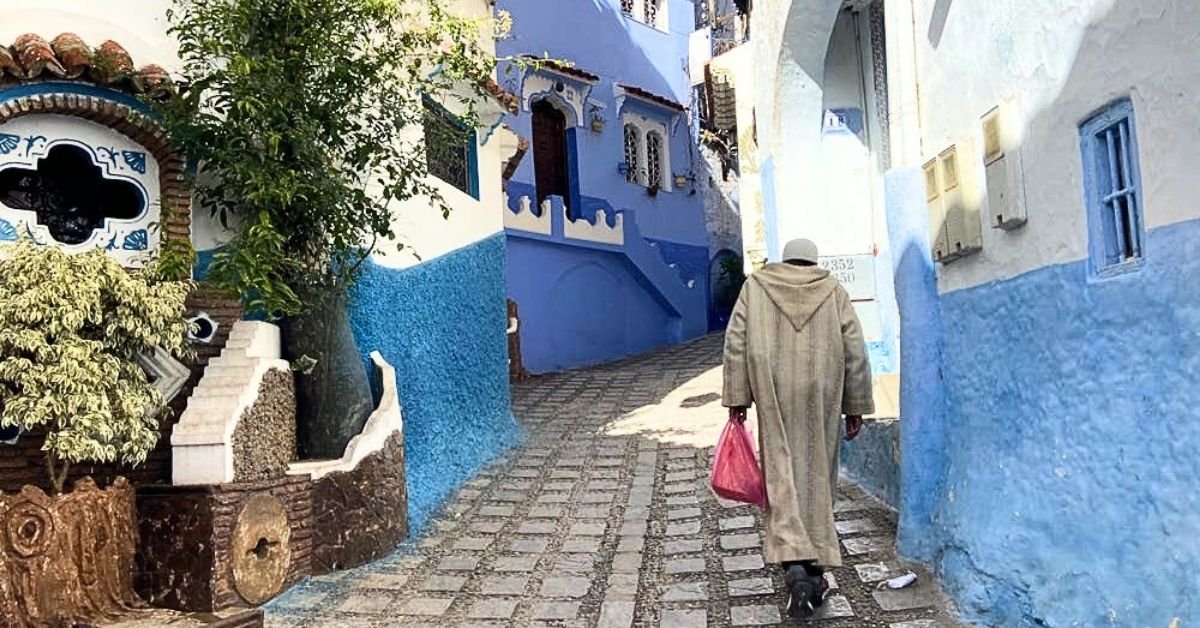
[884,572,918,589]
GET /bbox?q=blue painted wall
[888,159,1200,625]
[930,218,1200,627]
[349,234,520,533]
[505,188,707,373]
[508,237,676,372]
[497,0,707,248]
[884,168,948,564]
[497,1,712,372]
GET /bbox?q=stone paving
[267,335,967,627]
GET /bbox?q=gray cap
[782,238,819,264]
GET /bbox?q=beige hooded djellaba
[722,263,874,567]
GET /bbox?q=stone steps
[170,321,290,484]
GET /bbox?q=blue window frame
[1079,99,1144,277]
[422,97,479,199]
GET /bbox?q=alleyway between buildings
[266,335,965,627]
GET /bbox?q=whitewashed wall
[0,1,178,73]
[2,0,506,272]
[708,45,766,272]
[913,0,1200,292]
[373,0,506,270]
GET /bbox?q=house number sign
[819,254,876,301]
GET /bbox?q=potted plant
[647,183,660,197]
[0,241,192,625]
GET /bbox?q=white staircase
[170,321,290,485]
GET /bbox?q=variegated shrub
[0,241,192,493]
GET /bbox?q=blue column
[884,167,948,563]
[565,128,584,220]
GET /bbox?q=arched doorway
[531,99,571,213]
[709,249,745,330]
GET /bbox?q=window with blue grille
[422,97,478,199]
[1080,99,1144,277]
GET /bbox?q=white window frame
[621,112,671,191]
[621,0,669,31]
[623,123,643,184]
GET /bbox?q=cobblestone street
[267,335,965,627]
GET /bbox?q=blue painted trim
[1079,98,1145,280]
[525,67,596,115]
[565,127,583,218]
[467,130,481,201]
[761,157,780,261]
[481,114,508,144]
[0,82,155,117]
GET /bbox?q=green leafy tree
[159,0,498,315]
[156,0,505,458]
[0,242,192,494]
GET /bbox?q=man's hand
[729,407,748,424]
[845,415,863,441]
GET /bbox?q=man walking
[722,238,874,618]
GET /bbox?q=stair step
[184,393,243,412]
[201,365,256,380]
[192,384,249,398]
[207,355,256,369]
[198,374,257,389]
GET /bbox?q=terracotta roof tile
[501,124,529,182]
[521,55,600,83]
[0,34,171,98]
[619,83,685,112]
[483,77,519,114]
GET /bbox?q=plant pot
[591,118,605,133]
[647,186,659,197]
[0,477,141,627]
[282,291,374,460]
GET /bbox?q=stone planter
[0,477,142,627]
[136,476,312,612]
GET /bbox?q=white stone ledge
[287,351,403,481]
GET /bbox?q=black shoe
[784,566,818,619]
[811,574,829,608]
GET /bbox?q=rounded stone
[231,494,292,605]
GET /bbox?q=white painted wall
[709,44,769,272]
[2,0,507,272]
[0,1,178,74]
[817,10,876,258]
[374,0,506,269]
[912,0,1200,292]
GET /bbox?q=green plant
[157,0,502,316]
[156,0,559,458]
[0,242,193,493]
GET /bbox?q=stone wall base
[310,431,408,574]
[135,476,312,612]
[840,418,901,509]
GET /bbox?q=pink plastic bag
[710,418,768,509]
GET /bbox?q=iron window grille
[422,97,478,198]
